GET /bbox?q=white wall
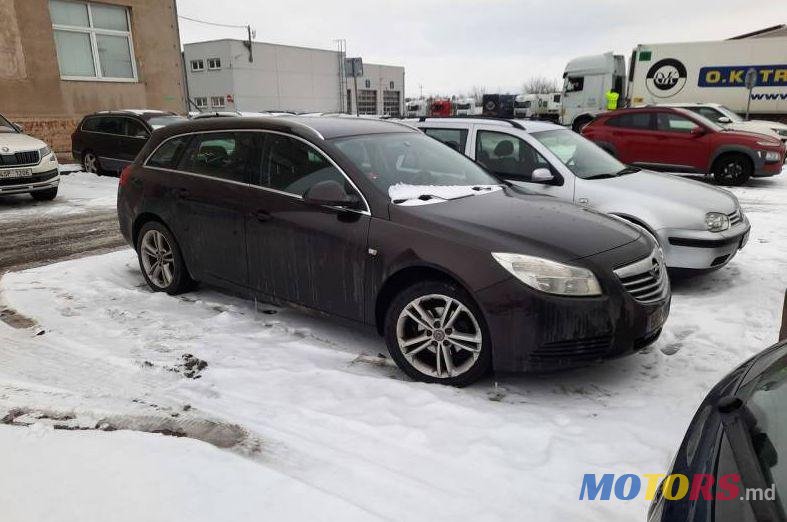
[184,40,404,115]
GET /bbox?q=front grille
[0,150,39,167]
[727,209,742,226]
[529,335,613,363]
[614,249,669,304]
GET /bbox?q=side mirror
[531,167,555,184]
[690,127,706,137]
[717,116,732,124]
[303,180,361,209]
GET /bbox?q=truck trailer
[560,36,787,131]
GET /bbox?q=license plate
[647,303,669,333]
[0,168,33,179]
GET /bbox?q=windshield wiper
[718,396,785,521]
[616,166,641,176]
[392,194,449,204]
[584,173,618,180]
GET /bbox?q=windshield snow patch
[388,183,502,205]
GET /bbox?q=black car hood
[390,188,642,262]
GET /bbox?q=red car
[582,107,785,186]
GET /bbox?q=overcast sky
[177,0,787,98]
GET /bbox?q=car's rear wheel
[31,187,58,201]
[384,280,492,386]
[136,222,194,295]
[82,151,100,174]
[712,154,752,186]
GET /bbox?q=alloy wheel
[395,293,482,379]
[140,230,175,289]
[83,152,97,173]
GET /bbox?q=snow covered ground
[0,169,785,521]
[0,166,117,222]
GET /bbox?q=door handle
[174,188,190,199]
[252,209,271,222]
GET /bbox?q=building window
[389,81,394,89]
[210,96,225,108]
[190,59,205,72]
[357,89,377,115]
[364,79,371,88]
[49,0,137,81]
[383,90,401,117]
[207,58,221,70]
[194,97,208,109]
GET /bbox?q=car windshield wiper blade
[392,193,449,204]
[584,173,618,180]
[616,166,641,176]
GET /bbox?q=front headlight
[763,150,781,162]
[774,128,787,137]
[705,212,730,232]
[491,253,602,296]
[38,145,51,158]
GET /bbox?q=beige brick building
[0,0,186,154]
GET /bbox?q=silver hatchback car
[409,117,750,272]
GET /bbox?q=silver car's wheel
[83,152,98,173]
[395,293,482,379]
[139,229,175,289]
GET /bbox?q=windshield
[147,115,187,129]
[716,105,743,122]
[332,133,502,200]
[0,114,18,133]
[531,129,627,179]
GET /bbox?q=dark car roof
[148,115,419,143]
[87,110,180,121]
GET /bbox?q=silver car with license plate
[410,117,750,273]
[0,113,60,201]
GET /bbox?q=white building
[183,39,405,116]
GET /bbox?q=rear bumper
[476,275,669,372]
[0,169,60,195]
[658,218,750,270]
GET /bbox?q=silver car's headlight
[705,212,730,232]
[491,253,602,296]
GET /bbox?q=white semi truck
[560,37,787,131]
[454,97,480,116]
[405,99,429,118]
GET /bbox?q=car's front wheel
[136,221,194,295]
[712,153,752,186]
[384,280,492,386]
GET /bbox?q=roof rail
[414,115,526,130]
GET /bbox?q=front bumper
[475,272,670,372]
[0,168,60,195]
[658,216,751,270]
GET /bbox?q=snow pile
[0,171,784,520]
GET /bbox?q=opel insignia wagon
[117,116,671,385]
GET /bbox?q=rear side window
[606,112,652,130]
[422,128,468,153]
[81,117,100,132]
[261,134,347,196]
[147,135,189,169]
[96,116,124,135]
[177,132,256,183]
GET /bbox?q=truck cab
[514,94,537,118]
[429,99,453,117]
[454,98,479,116]
[560,52,627,131]
[405,100,428,118]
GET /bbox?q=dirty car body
[117,116,670,383]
